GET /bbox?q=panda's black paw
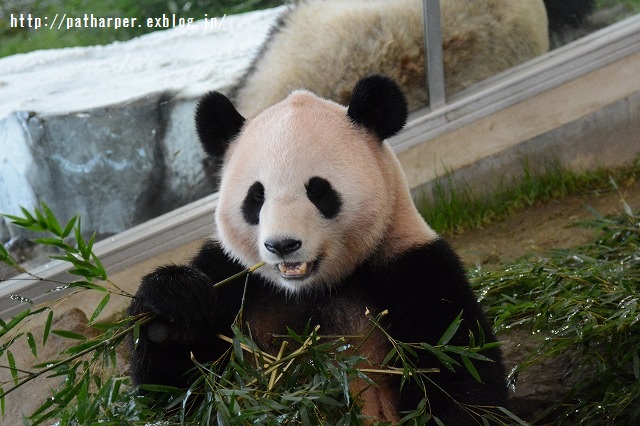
[128,264,217,345]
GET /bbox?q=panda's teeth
[278,262,309,276]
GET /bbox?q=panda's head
[196,75,434,293]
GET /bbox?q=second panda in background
[232,0,549,118]
[232,0,595,119]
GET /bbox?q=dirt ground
[448,178,640,268]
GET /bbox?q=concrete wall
[399,51,640,199]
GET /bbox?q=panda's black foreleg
[127,264,227,389]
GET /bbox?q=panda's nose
[264,239,302,256]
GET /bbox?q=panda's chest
[243,284,378,353]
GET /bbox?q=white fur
[215,90,437,293]
[235,0,549,118]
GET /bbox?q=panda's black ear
[195,91,246,159]
[347,75,408,141]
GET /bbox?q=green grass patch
[418,158,640,235]
[596,0,640,14]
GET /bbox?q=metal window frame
[423,0,446,108]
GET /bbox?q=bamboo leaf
[461,356,482,382]
[381,346,398,367]
[437,311,463,346]
[433,415,446,426]
[43,311,53,346]
[138,384,184,393]
[91,252,107,280]
[27,332,37,358]
[49,254,78,263]
[89,294,110,324]
[51,330,87,341]
[0,243,16,267]
[68,267,99,279]
[68,281,107,292]
[62,215,78,238]
[41,202,63,236]
[34,207,48,231]
[29,391,56,418]
[62,339,102,355]
[3,209,39,230]
[419,343,458,371]
[86,233,96,256]
[7,351,18,385]
[76,378,89,424]
[0,333,23,355]
[30,238,70,250]
[1,308,31,337]
[1,214,31,227]
[443,345,495,362]
[497,406,529,425]
[75,217,86,255]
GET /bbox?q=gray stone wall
[0,8,281,241]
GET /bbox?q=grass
[418,158,640,235]
[596,0,640,14]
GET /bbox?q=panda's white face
[215,92,395,293]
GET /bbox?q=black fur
[241,181,265,225]
[128,239,507,422]
[306,176,342,219]
[264,238,302,256]
[543,0,595,31]
[195,91,246,160]
[347,75,408,141]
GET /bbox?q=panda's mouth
[277,261,315,279]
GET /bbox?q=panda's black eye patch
[306,177,341,219]
[242,181,264,225]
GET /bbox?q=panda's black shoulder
[403,238,467,281]
[399,238,481,306]
[375,238,469,294]
[190,239,246,284]
[360,238,488,339]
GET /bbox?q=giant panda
[128,75,507,423]
[231,0,595,119]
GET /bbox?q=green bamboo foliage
[473,198,640,424]
[1,202,514,424]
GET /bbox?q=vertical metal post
[422,0,446,108]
